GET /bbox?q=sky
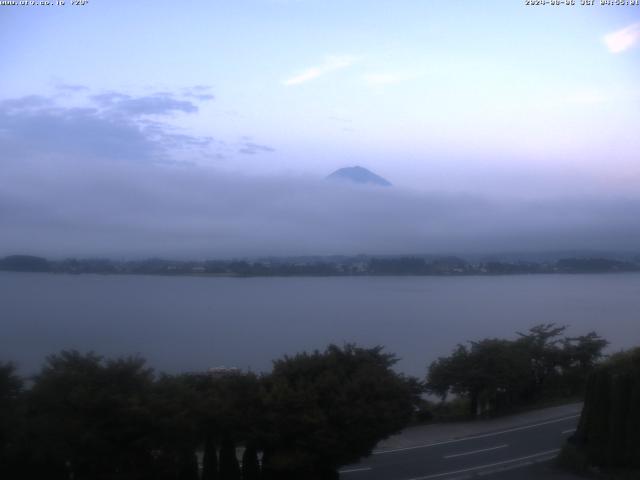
[1,1,639,258]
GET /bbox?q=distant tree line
[1,254,639,277]
[561,347,640,476]
[426,324,608,417]
[0,345,419,480]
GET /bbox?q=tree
[261,344,419,478]
[201,371,264,445]
[176,450,199,480]
[561,332,609,395]
[219,435,241,480]
[426,339,530,416]
[26,351,156,480]
[426,344,470,401]
[149,374,202,480]
[0,254,50,272]
[186,369,263,479]
[563,332,608,370]
[241,443,261,480]
[0,362,24,476]
[568,347,640,472]
[368,257,428,275]
[515,323,569,399]
[201,436,219,480]
[427,325,607,417]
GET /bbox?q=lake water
[1,272,639,377]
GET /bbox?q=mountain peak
[326,166,392,187]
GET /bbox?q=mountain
[326,166,392,187]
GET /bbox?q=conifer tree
[219,436,241,480]
[241,443,260,480]
[202,437,219,480]
[177,450,199,480]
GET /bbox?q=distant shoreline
[2,253,639,279]
[3,271,640,280]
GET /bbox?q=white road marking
[373,414,580,455]
[561,428,576,434]
[404,449,561,480]
[339,467,372,474]
[443,444,508,459]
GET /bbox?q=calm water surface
[1,272,639,377]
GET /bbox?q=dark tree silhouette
[568,347,640,472]
[177,450,199,480]
[427,339,530,416]
[427,325,608,417]
[241,443,261,480]
[0,362,23,477]
[219,435,241,480]
[261,344,418,478]
[201,436,219,480]
[25,351,156,479]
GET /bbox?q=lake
[1,272,639,377]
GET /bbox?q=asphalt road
[339,413,580,480]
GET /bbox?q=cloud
[283,55,355,86]
[0,95,54,111]
[1,155,640,259]
[91,92,198,116]
[117,96,198,116]
[190,93,215,101]
[91,92,132,105]
[603,22,640,53]
[0,89,278,177]
[238,140,276,155]
[55,83,90,92]
[183,85,215,101]
[2,91,640,260]
[0,91,211,165]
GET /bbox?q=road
[339,404,582,480]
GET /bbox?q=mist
[2,91,639,259]
[3,157,640,259]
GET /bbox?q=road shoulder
[374,402,583,453]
